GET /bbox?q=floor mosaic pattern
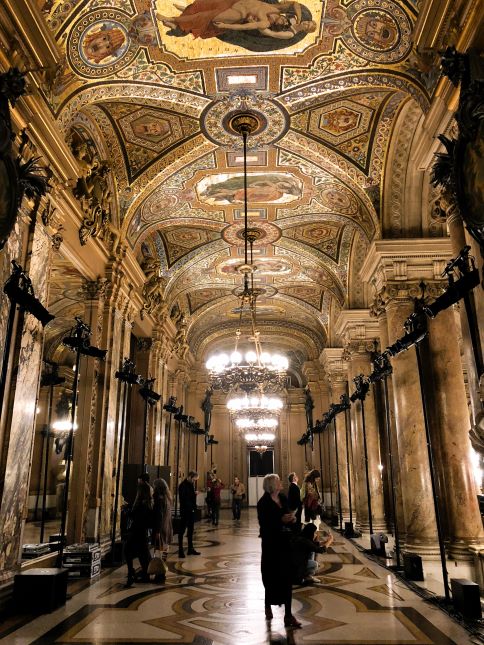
[2,511,475,644]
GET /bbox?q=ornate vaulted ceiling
[43,0,435,365]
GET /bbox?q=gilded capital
[80,277,108,301]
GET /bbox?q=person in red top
[209,478,223,526]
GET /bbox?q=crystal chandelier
[227,394,283,414]
[205,112,288,394]
[235,417,278,430]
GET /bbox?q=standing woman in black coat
[257,473,301,629]
[125,481,153,587]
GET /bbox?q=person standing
[301,469,322,522]
[210,478,223,526]
[152,478,173,560]
[230,476,245,520]
[125,481,153,587]
[257,473,301,629]
[287,472,302,531]
[178,470,201,558]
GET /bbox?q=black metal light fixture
[163,395,178,465]
[329,403,343,531]
[350,374,373,536]
[0,261,55,425]
[110,358,142,561]
[173,406,189,517]
[138,376,161,471]
[37,362,65,543]
[369,353,402,569]
[58,318,106,566]
[190,420,206,473]
[3,260,54,326]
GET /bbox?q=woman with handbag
[149,478,173,582]
[301,469,322,523]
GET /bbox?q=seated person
[290,523,334,584]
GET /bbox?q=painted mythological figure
[159,0,316,41]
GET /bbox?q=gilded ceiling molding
[56,81,210,128]
[123,143,217,241]
[272,245,346,303]
[277,140,380,230]
[276,232,350,288]
[164,249,232,301]
[382,99,424,237]
[276,209,372,244]
[279,70,430,114]
[347,230,369,309]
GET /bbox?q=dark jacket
[179,478,197,516]
[290,535,326,583]
[257,491,293,605]
[288,482,302,512]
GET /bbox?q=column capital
[320,348,348,384]
[360,238,452,292]
[301,359,325,383]
[335,309,380,355]
[80,277,108,301]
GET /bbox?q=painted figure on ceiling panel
[198,173,302,205]
[156,0,320,54]
[158,0,315,39]
[81,22,129,65]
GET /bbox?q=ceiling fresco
[42,0,433,363]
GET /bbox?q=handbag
[148,550,167,576]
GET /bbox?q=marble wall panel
[0,222,51,578]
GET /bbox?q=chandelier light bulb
[244,432,276,442]
[230,351,242,364]
[245,350,257,364]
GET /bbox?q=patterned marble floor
[2,510,477,644]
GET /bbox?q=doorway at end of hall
[247,448,274,506]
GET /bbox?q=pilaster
[335,311,386,533]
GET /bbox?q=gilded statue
[173,313,189,359]
[70,132,119,253]
[140,257,167,319]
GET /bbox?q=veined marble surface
[1,510,475,644]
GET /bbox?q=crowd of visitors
[123,465,332,631]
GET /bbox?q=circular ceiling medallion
[68,10,138,78]
[319,183,359,215]
[222,221,281,246]
[343,0,412,63]
[201,97,289,148]
[232,284,278,298]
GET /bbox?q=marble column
[346,343,386,533]
[69,278,107,544]
[425,305,484,559]
[446,209,482,444]
[385,292,439,558]
[331,378,352,523]
[370,305,406,544]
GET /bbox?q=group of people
[257,470,333,629]
[124,474,173,587]
[124,467,331,630]
[206,467,246,524]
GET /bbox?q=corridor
[1,511,474,645]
